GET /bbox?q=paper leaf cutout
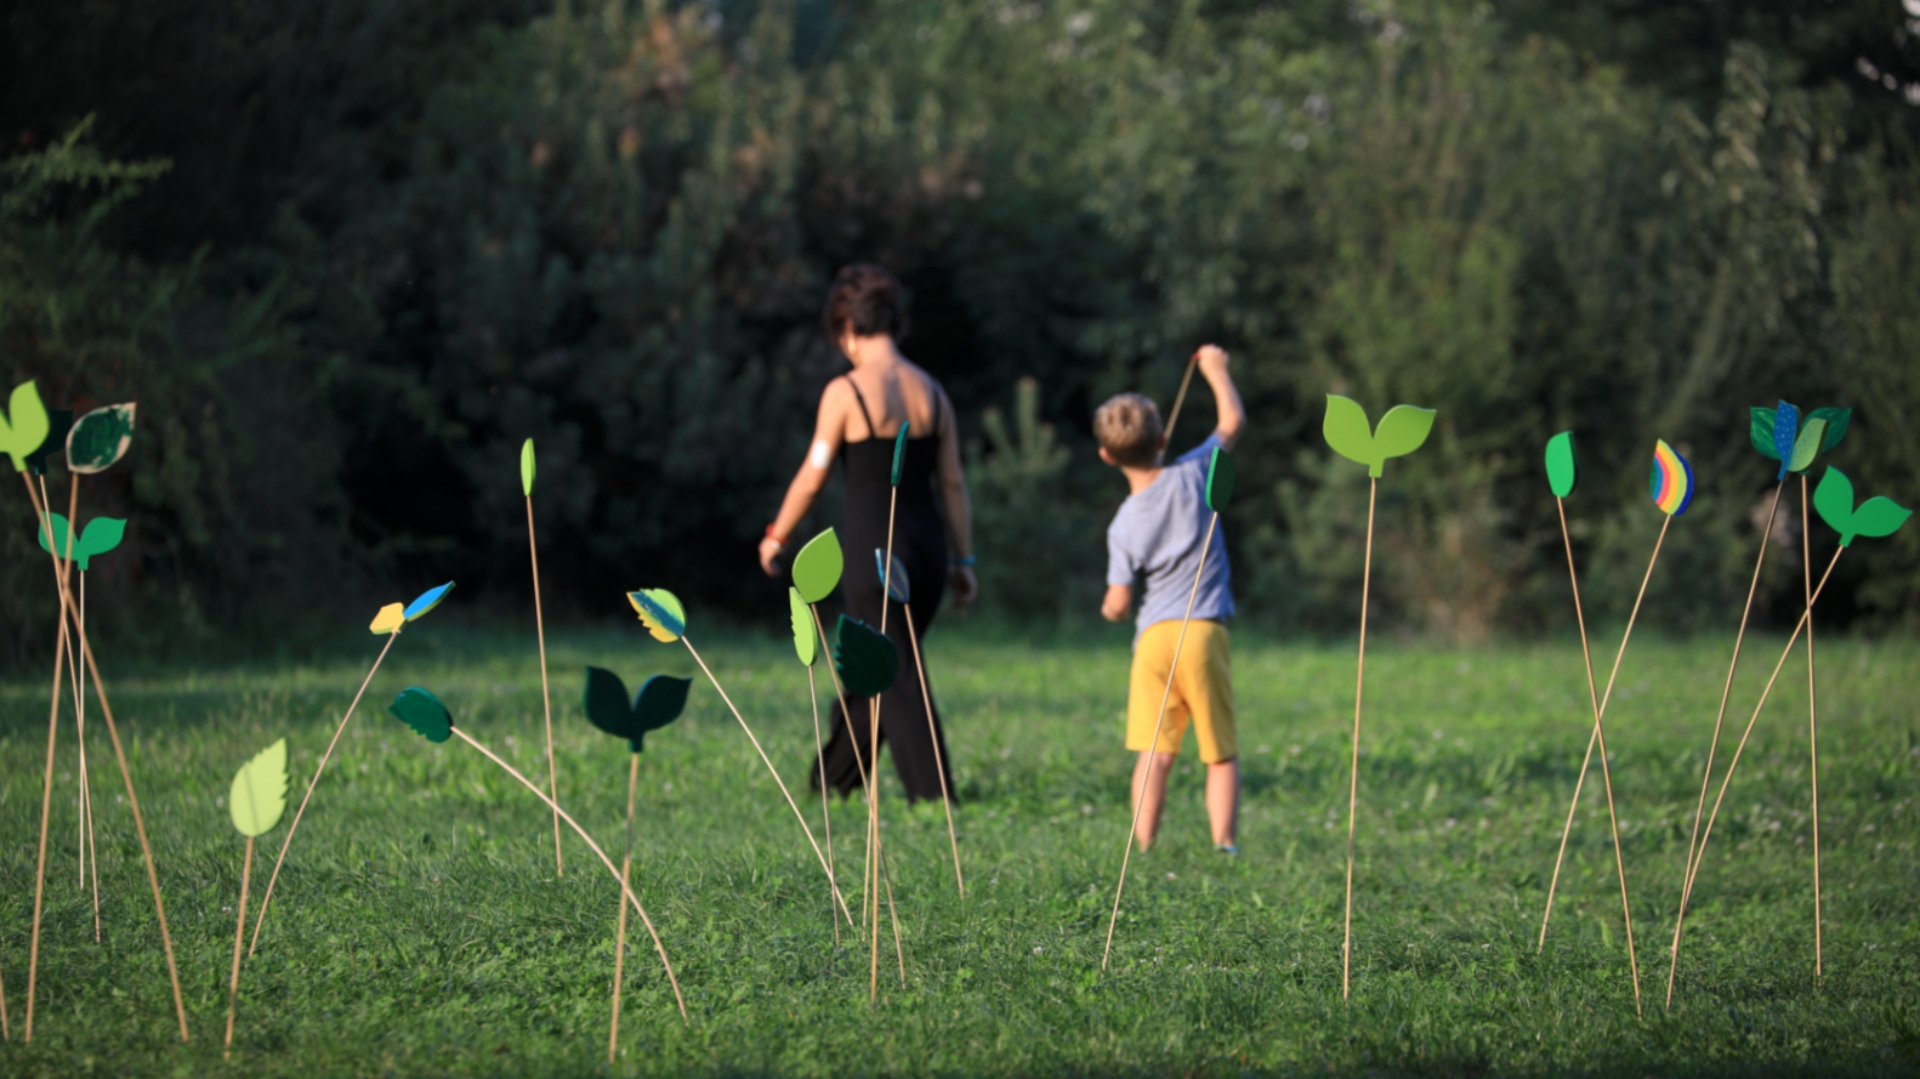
[1787,418,1827,475]
[1321,395,1435,478]
[1205,446,1236,513]
[1322,395,1376,470]
[628,588,686,642]
[891,422,910,488]
[583,667,690,753]
[36,513,124,572]
[789,587,818,666]
[369,603,406,635]
[403,582,454,621]
[1771,401,1800,478]
[37,512,81,569]
[1808,407,1851,452]
[1544,432,1577,498]
[791,528,844,604]
[1373,405,1437,465]
[1851,497,1914,541]
[1648,440,1695,517]
[1,381,52,473]
[1750,407,1781,462]
[66,403,136,475]
[229,739,289,837]
[874,549,910,604]
[24,409,72,476]
[520,438,536,496]
[834,615,897,698]
[1815,467,1912,546]
[388,686,453,744]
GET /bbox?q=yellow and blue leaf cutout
[891,422,910,488]
[1322,395,1436,478]
[583,668,691,753]
[37,513,126,572]
[628,588,686,642]
[24,408,72,476]
[834,615,897,698]
[1786,418,1828,475]
[1813,467,1912,547]
[1544,432,1577,498]
[791,528,844,604]
[369,604,406,635]
[403,582,454,621]
[388,687,453,744]
[1648,440,1695,516]
[229,739,289,838]
[874,549,909,604]
[789,587,818,666]
[1,381,52,473]
[1205,446,1235,514]
[520,438,536,497]
[66,403,137,475]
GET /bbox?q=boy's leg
[1182,621,1239,849]
[1131,751,1177,851]
[1206,758,1240,849]
[1126,621,1191,851]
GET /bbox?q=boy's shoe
[1215,843,1239,856]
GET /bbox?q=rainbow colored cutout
[1648,440,1695,516]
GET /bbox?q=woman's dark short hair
[823,263,908,341]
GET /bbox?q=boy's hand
[1101,584,1132,622]
[1194,344,1229,377]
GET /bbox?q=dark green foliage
[582,666,690,753]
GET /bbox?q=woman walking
[758,264,976,802]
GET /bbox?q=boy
[1095,344,1245,853]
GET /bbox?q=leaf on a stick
[891,422,910,487]
[1813,467,1856,541]
[1749,407,1781,461]
[1771,401,1800,478]
[789,587,818,666]
[583,667,689,753]
[369,603,405,635]
[1205,445,1236,513]
[520,438,536,496]
[1,381,52,473]
[1544,431,1577,499]
[834,615,897,698]
[1371,405,1436,468]
[1808,407,1851,452]
[628,588,686,642]
[403,582,454,621]
[1850,497,1913,541]
[1787,418,1827,475]
[66,403,136,474]
[388,687,453,744]
[1321,395,1375,471]
[229,739,289,837]
[24,408,71,476]
[791,529,843,604]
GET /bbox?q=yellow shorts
[1126,619,1236,763]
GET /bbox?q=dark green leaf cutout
[1808,407,1851,452]
[66,403,136,475]
[2,381,51,473]
[891,422,910,487]
[1205,446,1235,513]
[789,587,817,666]
[791,528,843,604]
[1544,431,1577,498]
[1750,407,1781,461]
[583,667,690,753]
[388,687,453,744]
[1787,418,1827,474]
[833,615,897,698]
[24,409,71,476]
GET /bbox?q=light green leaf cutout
[1749,407,1781,461]
[1787,418,1827,474]
[2,381,52,473]
[1322,395,1376,470]
[789,587,817,666]
[1544,432,1577,499]
[1850,497,1913,541]
[230,739,289,837]
[1808,407,1851,452]
[1372,405,1437,469]
[520,438,536,496]
[66,403,136,475]
[791,528,844,604]
[1813,468,1856,542]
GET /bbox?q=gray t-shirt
[1107,434,1235,647]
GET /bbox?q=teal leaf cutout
[583,668,690,753]
[37,513,125,572]
[1,381,52,473]
[1813,467,1856,541]
[791,528,843,604]
[1787,418,1827,475]
[404,582,454,621]
[520,438,536,497]
[874,549,909,604]
[229,739,289,837]
[891,422,910,487]
[1544,432,1577,498]
[1322,395,1376,470]
[1205,446,1235,513]
[833,615,897,698]
[66,403,136,475]
[388,687,453,744]
[1808,407,1851,452]
[789,587,818,666]
[1750,407,1781,461]
[24,409,71,476]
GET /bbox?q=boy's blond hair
[1094,393,1164,468]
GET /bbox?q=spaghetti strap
[842,375,877,440]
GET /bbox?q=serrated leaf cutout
[388,687,453,744]
[628,588,686,642]
[230,739,289,837]
[789,587,818,666]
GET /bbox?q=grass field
[1,621,1917,1077]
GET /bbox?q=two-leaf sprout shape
[369,582,456,636]
[1,381,53,472]
[1813,468,1912,548]
[230,740,289,838]
[37,512,126,571]
[1323,395,1436,478]
[583,669,691,753]
[1752,402,1850,481]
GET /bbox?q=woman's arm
[933,387,978,605]
[759,380,849,575]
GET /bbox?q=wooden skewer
[527,495,564,877]
[1340,480,1376,1000]
[44,473,100,932]
[807,664,839,945]
[1537,496,1605,950]
[902,605,964,898]
[25,525,67,1044]
[1157,351,1201,466]
[873,484,899,1002]
[812,604,872,930]
[1802,476,1824,980]
[224,836,255,1053]
[1102,512,1220,971]
[608,751,640,1062]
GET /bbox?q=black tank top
[840,374,941,505]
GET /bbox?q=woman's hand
[948,564,978,607]
[758,536,785,577]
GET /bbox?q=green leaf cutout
[388,686,453,744]
[229,738,289,837]
[1852,497,1914,541]
[1749,407,1781,461]
[1,381,52,473]
[1787,418,1827,474]
[582,668,690,753]
[891,422,910,487]
[24,409,71,476]
[1808,407,1851,452]
[1372,405,1437,465]
[1321,395,1435,478]
[1205,446,1235,514]
[789,587,818,666]
[1322,395,1376,470]
[36,513,126,572]
[1812,467,1856,541]
[628,588,686,642]
[791,528,844,604]
[833,615,897,698]
[66,403,136,475]
[520,438,536,497]
[1544,431,1577,498]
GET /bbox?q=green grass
[2,622,1918,1077]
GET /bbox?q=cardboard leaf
[789,588,818,666]
[1205,445,1236,513]
[1808,407,1851,452]
[833,615,897,698]
[874,549,910,604]
[229,739,289,837]
[2,381,52,473]
[403,581,454,621]
[891,422,910,488]
[369,603,406,635]
[583,668,690,752]
[631,675,692,741]
[24,408,72,476]
[1648,439,1695,517]
[1849,497,1913,541]
[628,588,686,642]
[37,512,83,570]
[1749,407,1781,461]
[520,438,536,497]
[1812,467,1856,541]
[1787,417,1827,475]
[583,666,635,738]
[66,403,136,474]
[1544,431,1577,499]
[1322,394,1376,471]
[1372,405,1437,472]
[791,528,844,604]
[388,686,453,744]
[78,516,126,564]
[1771,401,1799,478]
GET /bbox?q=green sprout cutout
[37,513,126,571]
[791,528,844,604]
[388,687,453,743]
[521,438,536,496]
[1,381,52,473]
[25,408,72,476]
[66,403,137,474]
[1544,432,1577,498]
[874,549,909,604]
[1322,395,1437,478]
[1751,401,1851,481]
[583,669,691,753]
[891,422,910,487]
[1205,446,1236,513]
[1812,468,1912,548]
[230,739,289,838]
[833,615,897,698]
[628,588,686,642]
[789,588,818,666]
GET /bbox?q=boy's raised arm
[1195,344,1245,451]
